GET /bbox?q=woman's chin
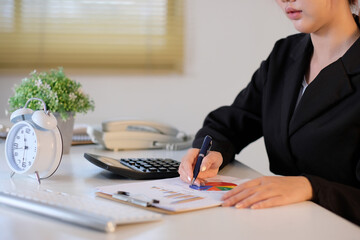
[292,21,315,34]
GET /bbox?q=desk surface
[0,142,359,240]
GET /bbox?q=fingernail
[235,203,244,209]
[201,166,206,172]
[251,204,259,209]
[187,176,191,182]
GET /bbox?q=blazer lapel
[280,35,313,143]
[288,34,360,136]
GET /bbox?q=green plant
[9,67,95,121]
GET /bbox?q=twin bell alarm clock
[5,97,63,183]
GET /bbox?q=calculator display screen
[97,156,128,168]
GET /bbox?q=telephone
[87,120,194,151]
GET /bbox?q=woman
[178,0,360,225]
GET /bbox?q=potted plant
[8,67,95,154]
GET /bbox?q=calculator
[84,153,180,180]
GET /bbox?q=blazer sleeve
[304,173,360,226]
[192,57,270,168]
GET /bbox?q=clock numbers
[5,98,63,181]
[11,125,37,171]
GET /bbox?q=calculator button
[117,157,180,177]
[84,153,181,180]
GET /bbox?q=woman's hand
[222,176,313,209]
[178,148,223,186]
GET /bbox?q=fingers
[178,149,223,184]
[223,189,283,209]
[250,196,284,209]
[222,177,278,208]
[199,151,223,172]
[221,179,263,207]
[221,176,313,209]
[178,148,199,184]
[192,178,207,187]
[196,151,223,180]
[233,190,280,209]
[222,178,260,201]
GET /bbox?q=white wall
[0,0,296,175]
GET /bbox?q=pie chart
[189,182,237,191]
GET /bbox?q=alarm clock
[5,97,63,184]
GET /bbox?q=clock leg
[10,171,15,178]
[35,171,41,184]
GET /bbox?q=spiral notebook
[96,175,248,214]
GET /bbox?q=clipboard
[96,192,178,214]
[96,176,249,214]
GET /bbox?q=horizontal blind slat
[0,0,184,72]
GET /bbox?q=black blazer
[193,21,360,225]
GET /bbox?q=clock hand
[24,145,28,165]
[22,147,26,165]
[22,131,28,165]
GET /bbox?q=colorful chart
[189,182,237,191]
[151,186,204,204]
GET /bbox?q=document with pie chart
[96,175,249,213]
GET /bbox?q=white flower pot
[54,113,74,154]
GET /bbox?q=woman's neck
[310,14,360,66]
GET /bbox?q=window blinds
[0,0,184,72]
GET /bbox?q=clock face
[6,123,38,172]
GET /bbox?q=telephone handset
[102,120,179,136]
[87,120,193,151]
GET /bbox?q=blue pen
[190,135,213,186]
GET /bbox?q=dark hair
[348,0,359,15]
[348,0,357,5]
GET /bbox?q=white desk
[0,142,359,240]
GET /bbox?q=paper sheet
[97,175,249,212]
